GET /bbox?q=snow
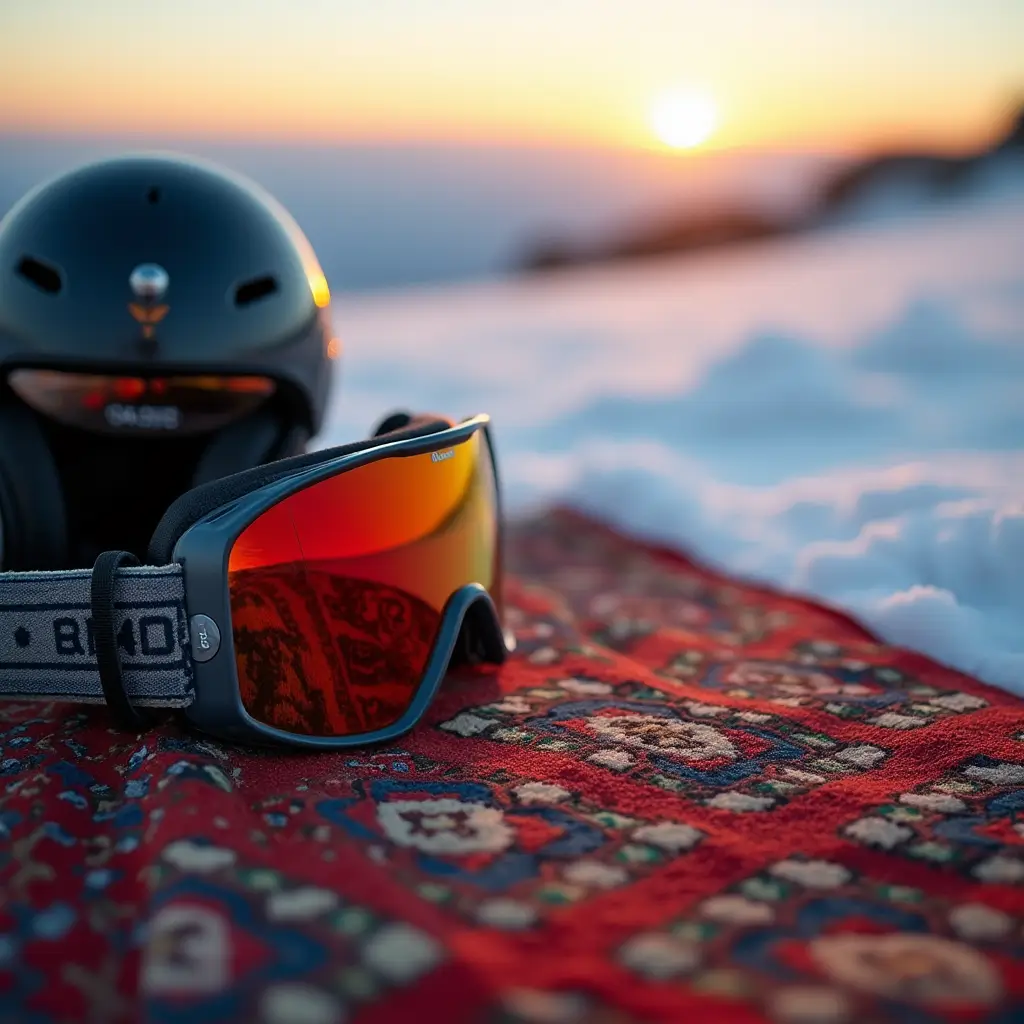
[322,195,1024,695]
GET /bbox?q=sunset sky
[2,0,1022,155]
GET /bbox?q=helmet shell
[0,152,336,434]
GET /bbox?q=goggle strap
[92,550,160,730]
[0,564,194,710]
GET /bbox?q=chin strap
[0,562,194,710]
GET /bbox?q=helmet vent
[146,187,161,204]
[16,256,63,295]
[234,275,278,307]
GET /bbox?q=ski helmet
[0,152,339,568]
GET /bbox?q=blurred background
[3,0,1024,689]
[2,0,1021,291]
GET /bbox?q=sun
[648,87,719,150]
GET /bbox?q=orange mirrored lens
[228,431,499,737]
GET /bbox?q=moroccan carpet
[1,509,1022,1023]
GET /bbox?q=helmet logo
[128,263,170,343]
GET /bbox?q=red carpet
[1,508,1022,1023]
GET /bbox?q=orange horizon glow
[0,98,1011,161]
[1,1,1021,160]
[2,77,1014,162]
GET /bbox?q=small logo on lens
[431,448,455,463]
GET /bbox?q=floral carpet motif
[1,508,1022,1023]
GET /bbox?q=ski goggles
[0,413,510,749]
